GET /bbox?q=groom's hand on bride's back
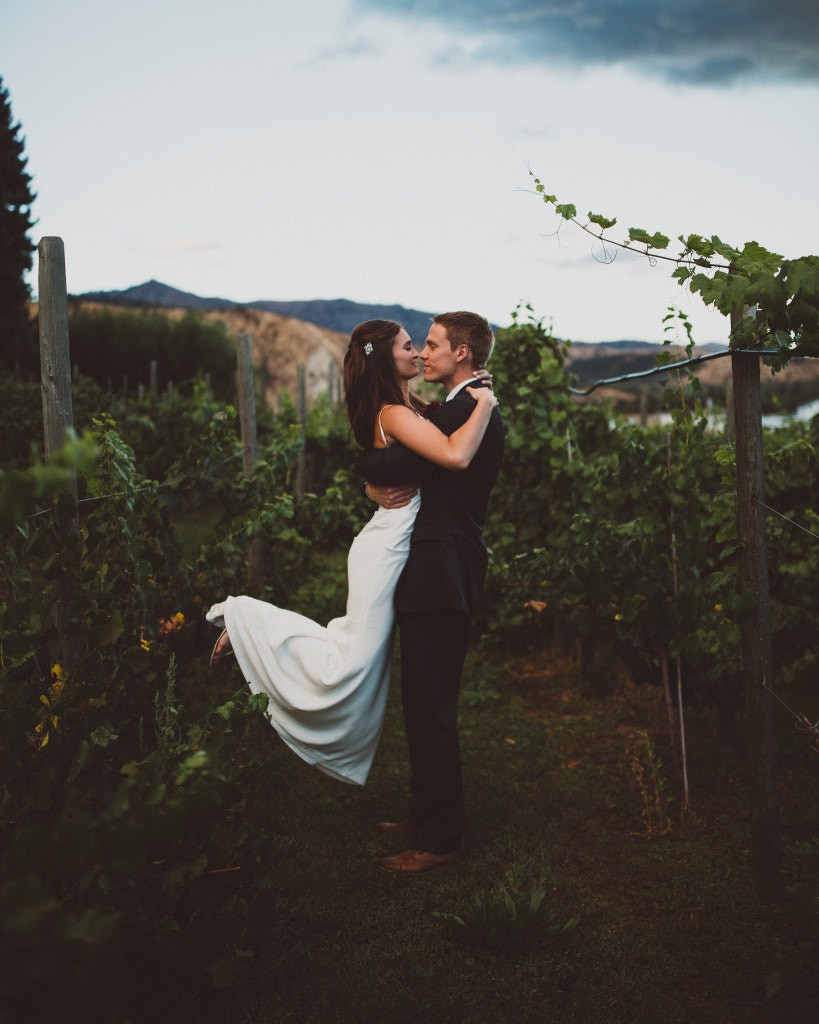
[366,482,419,509]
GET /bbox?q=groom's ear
[455,344,471,364]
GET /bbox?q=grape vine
[531,173,819,370]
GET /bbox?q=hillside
[196,305,348,408]
[60,300,349,407]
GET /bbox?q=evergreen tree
[0,76,36,370]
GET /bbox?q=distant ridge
[75,280,446,342]
[74,280,709,355]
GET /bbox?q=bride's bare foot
[209,628,234,667]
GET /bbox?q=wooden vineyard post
[730,291,782,903]
[724,376,735,439]
[39,238,75,472]
[237,333,264,586]
[38,237,81,663]
[237,335,259,476]
[296,363,306,499]
[328,358,336,405]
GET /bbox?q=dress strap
[377,405,393,447]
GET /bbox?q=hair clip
[364,342,373,355]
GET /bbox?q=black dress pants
[398,609,472,854]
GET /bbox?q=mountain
[75,280,446,343]
[571,339,660,351]
[75,281,684,353]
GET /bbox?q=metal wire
[566,348,773,395]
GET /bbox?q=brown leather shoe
[375,819,417,838]
[376,849,461,874]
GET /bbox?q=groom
[356,311,504,873]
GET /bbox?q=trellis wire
[564,348,790,396]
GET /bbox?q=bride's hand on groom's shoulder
[465,384,498,409]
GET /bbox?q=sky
[3,0,819,344]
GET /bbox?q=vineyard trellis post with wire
[237,331,264,586]
[37,235,82,667]
[296,363,306,499]
[730,295,781,905]
[528,179,819,903]
[569,313,783,903]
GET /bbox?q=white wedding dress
[206,491,420,786]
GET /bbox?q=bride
[206,319,497,785]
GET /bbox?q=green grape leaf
[587,211,617,230]
[99,610,124,646]
[709,236,740,263]
[627,227,670,250]
[555,203,577,221]
[784,257,819,298]
[680,234,715,258]
[735,240,782,276]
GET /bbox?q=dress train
[206,494,420,785]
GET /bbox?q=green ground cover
[194,647,818,1024]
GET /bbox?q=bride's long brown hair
[343,320,427,449]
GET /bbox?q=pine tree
[0,76,36,370]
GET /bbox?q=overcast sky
[3,0,818,343]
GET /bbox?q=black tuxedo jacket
[354,388,504,616]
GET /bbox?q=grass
[194,647,817,1024]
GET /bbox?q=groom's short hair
[433,311,494,369]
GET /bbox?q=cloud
[318,37,381,61]
[355,1,819,85]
